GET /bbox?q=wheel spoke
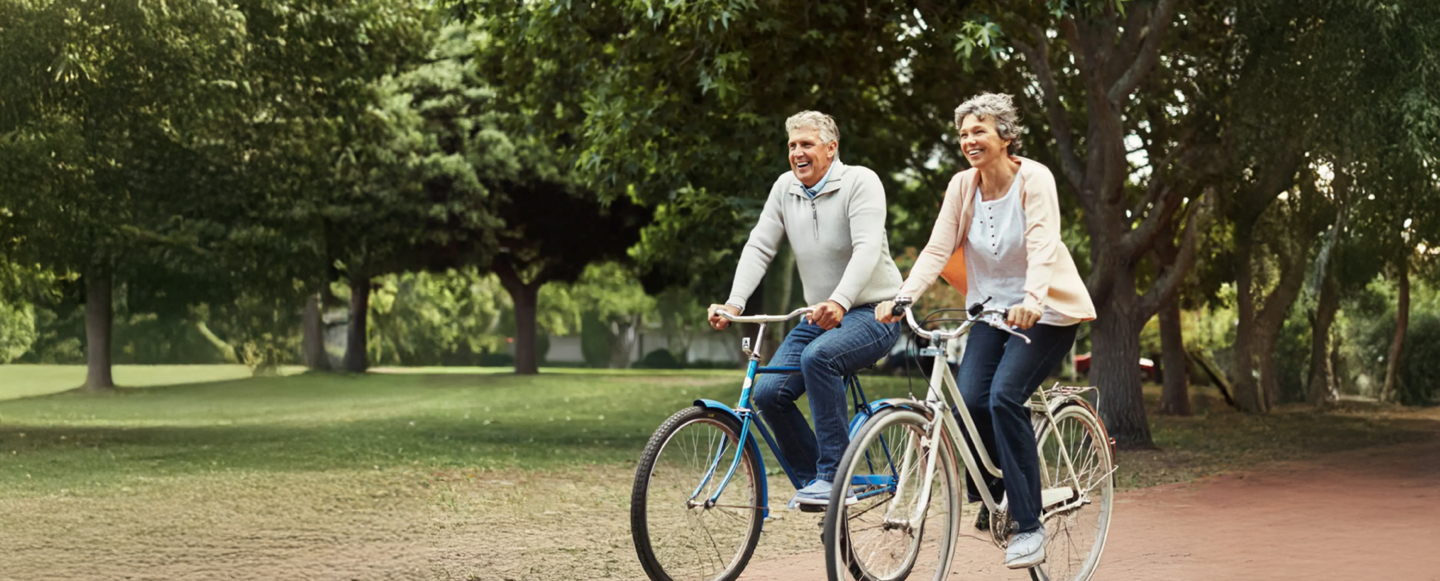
[1033,405,1112,581]
[828,410,957,581]
[635,411,762,581]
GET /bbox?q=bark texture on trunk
[1307,266,1340,407]
[343,276,370,374]
[1158,297,1190,415]
[84,264,115,392]
[496,259,542,375]
[303,293,330,371]
[1382,257,1409,402]
[1093,282,1153,449]
[1233,233,1311,411]
[1232,239,1263,412]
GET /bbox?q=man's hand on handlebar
[874,300,904,324]
[708,304,741,330]
[806,300,846,330]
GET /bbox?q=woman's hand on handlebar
[708,304,741,330]
[1006,304,1042,330]
[874,300,904,324]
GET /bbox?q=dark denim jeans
[752,304,901,484]
[956,322,1078,533]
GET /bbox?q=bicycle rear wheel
[823,407,960,581]
[1031,402,1114,581]
[631,406,764,581]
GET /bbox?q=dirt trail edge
[741,422,1440,581]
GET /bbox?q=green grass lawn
[0,364,306,401]
[0,365,1428,495]
[0,366,932,494]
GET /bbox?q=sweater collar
[790,160,846,198]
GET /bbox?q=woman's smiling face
[957,114,1011,169]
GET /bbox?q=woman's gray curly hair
[954,93,1023,154]
[785,110,840,145]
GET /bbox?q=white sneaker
[1004,527,1046,569]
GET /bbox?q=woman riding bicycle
[876,92,1096,569]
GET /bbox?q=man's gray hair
[785,111,840,144]
[954,93,1023,153]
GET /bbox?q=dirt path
[741,420,1440,581]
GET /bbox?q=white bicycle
[821,298,1115,581]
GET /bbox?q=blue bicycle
[630,307,913,581]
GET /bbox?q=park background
[1,0,1438,579]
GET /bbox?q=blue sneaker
[788,479,857,512]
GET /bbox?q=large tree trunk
[1235,234,1312,410]
[1307,269,1340,407]
[1258,253,1311,407]
[1232,238,1263,412]
[84,264,115,392]
[1157,297,1190,415]
[495,259,542,375]
[1381,256,1410,402]
[343,276,370,373]
[1093,274,1153,449]
[302,293,330,371]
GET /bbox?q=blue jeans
[752,303,901,484]
[956,322,1077,533]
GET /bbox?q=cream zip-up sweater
[726,161,904,312]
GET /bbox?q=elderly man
[708,111,903,508]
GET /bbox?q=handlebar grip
[891,303,906,318]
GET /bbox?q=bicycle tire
[822,406,961,581]
[1029,402,1114,581]
[631,405,764,581]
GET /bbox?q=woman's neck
[976,157,1020,201]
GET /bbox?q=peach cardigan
[899,156,1096,321]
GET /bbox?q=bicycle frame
[690,309,880,520]
[886,306,1091,529]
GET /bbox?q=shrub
[634,348,683,369]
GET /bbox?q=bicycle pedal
[797,503,826,513]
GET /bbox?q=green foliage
[580,311,612,368]
[469,0,1009,296]
[1344,276,1440,405]
[0,301,35,363]
[366,268,511,366]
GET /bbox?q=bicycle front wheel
[631,406,764,581]
[823,406,960,581]
[1032,402,1114,581]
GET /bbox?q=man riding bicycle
[708,111,903,509]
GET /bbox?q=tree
[988,0,1217,446]
[1216,0,1440,410]
[466,0,1011,300]
[0,0,250,390]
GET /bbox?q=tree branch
[1139,187,1209,319]
[1013,26,1086,198]
[1108,0,1178,103]
[1121,136,1204,261]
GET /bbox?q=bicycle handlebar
[890,297,1031,344]
[719,307,814,324]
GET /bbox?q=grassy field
[0,365,1432,580]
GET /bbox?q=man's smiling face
[788,128,837,188]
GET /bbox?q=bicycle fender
[866,398,932,417]
[691,399,771,519]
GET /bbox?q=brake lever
[980,312,1032,344]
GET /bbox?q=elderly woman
[877,93,1096,568]
[708,111,904,509]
